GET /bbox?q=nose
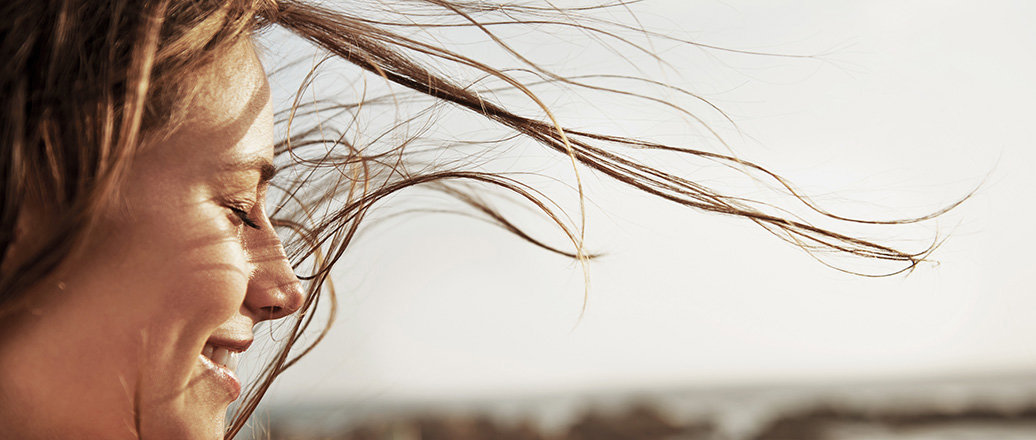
[241,224,304,322]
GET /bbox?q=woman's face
[0,41,302,438]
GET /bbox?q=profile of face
[0,40,303,438]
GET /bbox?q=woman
[0,1,955,438]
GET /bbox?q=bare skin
[0,40,301,439]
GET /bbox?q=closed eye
[230,206,261,229]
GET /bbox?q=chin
[137,361,239,439]
[140,399,230,440]
[137,403,227,440]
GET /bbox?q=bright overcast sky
[247,1,1035,404]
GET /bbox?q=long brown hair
[0,1,964,438]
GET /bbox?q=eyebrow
[225,156,277,185]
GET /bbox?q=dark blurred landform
[250,372,1036,440]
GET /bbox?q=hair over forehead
[160,39,270,141]
[148,0,277,130]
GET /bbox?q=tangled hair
[0,0,964,438]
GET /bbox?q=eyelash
[230,206,261,230]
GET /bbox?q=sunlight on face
[0,40,303,439]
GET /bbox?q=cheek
[89,203,251,334]
[153,230,252,329]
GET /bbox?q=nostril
[260,306,284,319]
[244,261,304,322]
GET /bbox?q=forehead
[139,39,273,173]
[185,40,271,137]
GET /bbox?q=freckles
[179,268,248,327]
[171,234,252,324]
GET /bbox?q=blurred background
[239,1,1035,438]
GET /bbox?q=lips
[197,338,251,400]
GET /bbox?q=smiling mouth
[202,343,241,372]
[198,343,245,400]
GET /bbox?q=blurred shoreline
[244,370,1036,439]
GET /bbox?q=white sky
[247,1,1036,404]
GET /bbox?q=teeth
[226,351,240,371]
[202,343,242,372]
[211,346,230,367]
